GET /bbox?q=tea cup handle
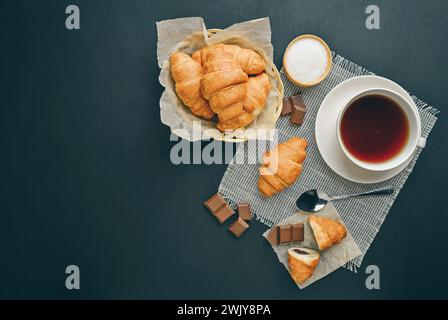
[417,137,426,149]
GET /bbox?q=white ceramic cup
[336,88,426,172]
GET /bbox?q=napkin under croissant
[169,44,270,131]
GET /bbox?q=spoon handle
[330,185,395,201]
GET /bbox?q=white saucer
[315,75,418,184]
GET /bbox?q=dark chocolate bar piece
[204,193,235,224]
[266,226,279,245]
[281,97,293,116]
[290,106,306,125]
[237,203,251,221]
[228,217,249,238]
[291,223,304,241]
[290,94,306,109]
[279,225,292,243]
[214,204,235,224]
[289,94,307,125]
[266,223,305,246]
[204,193,227,213]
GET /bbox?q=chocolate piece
[237,203,251,221]
[290,94,306,109]
[214,205,235,224]
[204,193,234,224]
[293,249,309,255]
[204,193,227,213]
[267,223,305,246]
[289,94,307,125]
[281,97,293,116]
[266,226,279,245]
[279,225,292,243]
[291,223,304,241]
[290,105,306,125]
[228,217,249,238]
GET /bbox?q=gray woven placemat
[219,53,439,271]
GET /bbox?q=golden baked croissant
[216,73,271,131]
[309,215,347,250]
[169,52,215,119]
[258,137,307,197]
[200,47,248,101]
[193,44,266,75]
[288,247,320,284]
[200,47,270,131]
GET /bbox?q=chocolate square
[291,223,304,242]
[289,94,307,125]
[237,203,251,221]
[290,105,306,125]
[214,205,235,224]
[290,94,306,109]
[228,217,249,238]
[266,226,279,246]
[204,193,227,213]
[279,225,292,243]
[281,97,293,116]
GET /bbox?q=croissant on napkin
[309,215,347,250]
[169,44,270,131]
[287,247,320,284]
[258,137,307,197]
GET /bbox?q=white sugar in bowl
[283,34,332,87]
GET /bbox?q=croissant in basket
[193,44,266,75]
[201,45,271,131]
[258,137,307,197]
[169,43,271,131]
[169,52,215,119]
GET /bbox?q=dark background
[0,0,447,299]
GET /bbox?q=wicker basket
[201,29,284,142]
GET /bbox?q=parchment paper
[263,204,362,289]
[157,17,280,141]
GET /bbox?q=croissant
[169,52,215,119]
[200,46,248,99]
[258,137,307,197]
[288,247,320,284]
[193,44,266,75]
[201,47,270,131]
[216,73,271,131]
[309,215,347,250]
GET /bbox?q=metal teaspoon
[296,186,395,212]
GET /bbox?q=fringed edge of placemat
[333,54,375,77]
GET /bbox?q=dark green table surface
[1,0,447,299]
